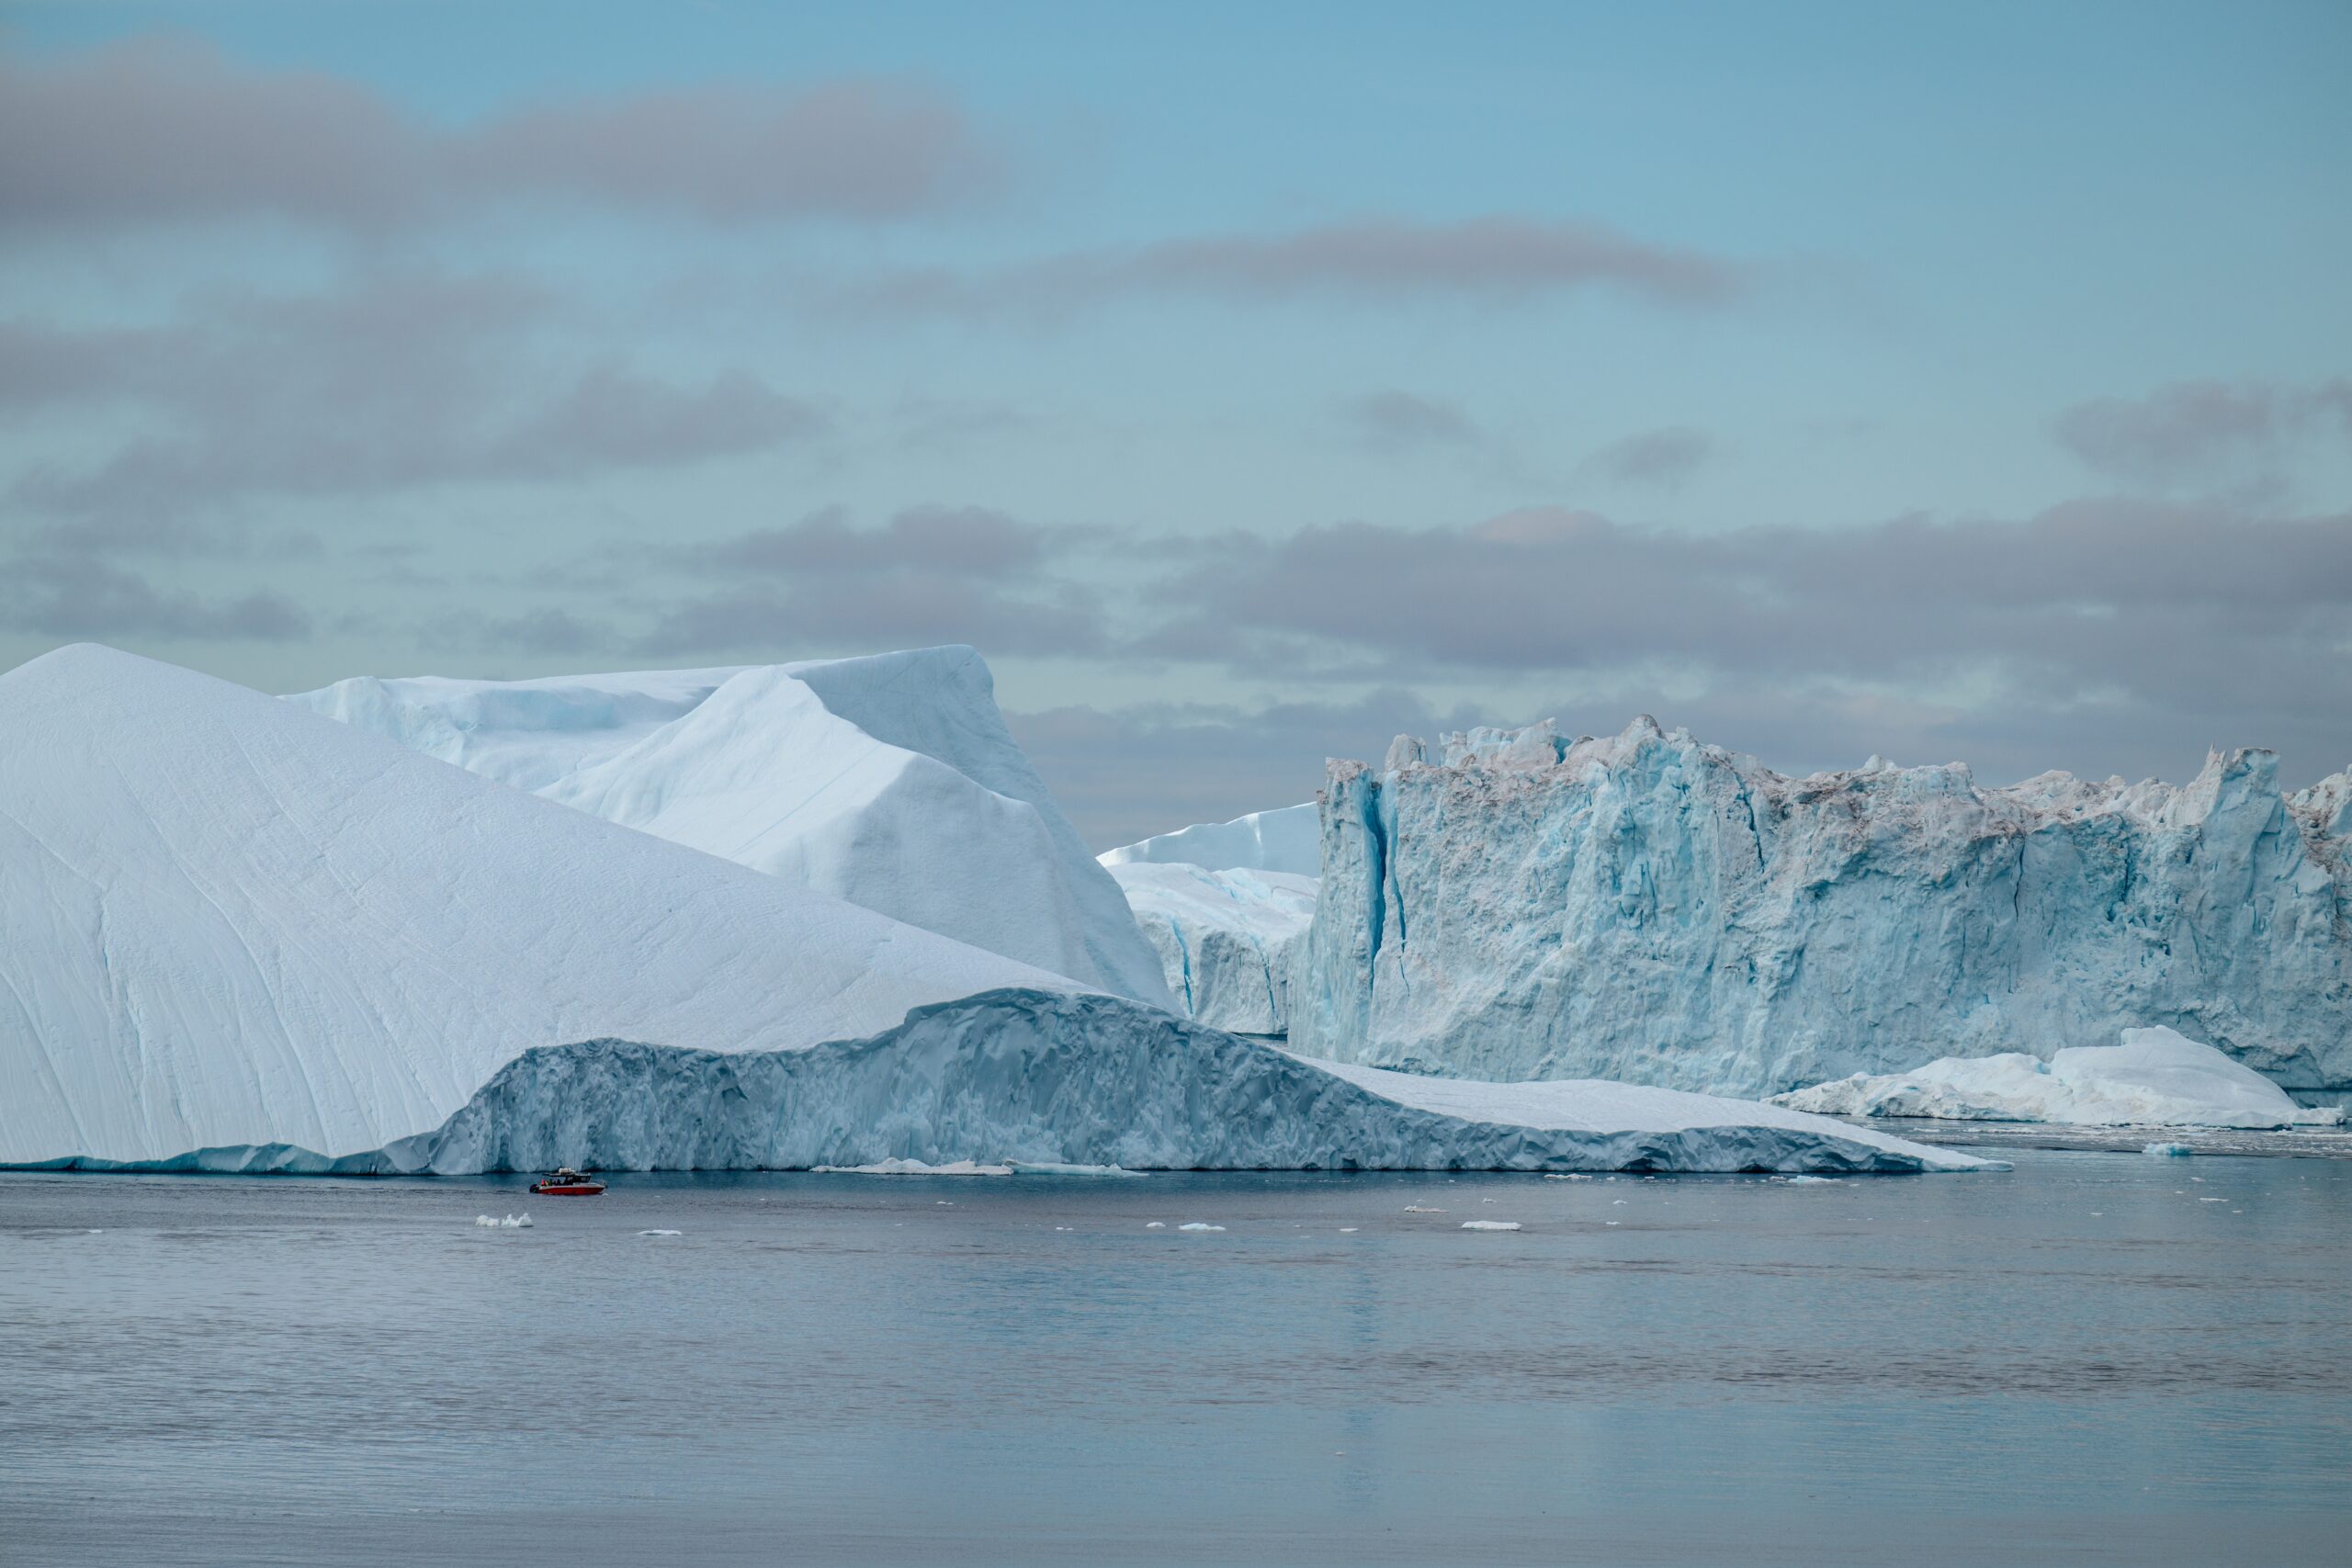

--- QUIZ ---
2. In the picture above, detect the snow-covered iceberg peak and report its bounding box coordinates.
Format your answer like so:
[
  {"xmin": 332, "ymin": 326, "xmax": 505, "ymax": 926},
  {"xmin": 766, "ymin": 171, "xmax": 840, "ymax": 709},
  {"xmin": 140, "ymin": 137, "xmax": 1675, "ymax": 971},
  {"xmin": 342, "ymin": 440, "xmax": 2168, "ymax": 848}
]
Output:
[
  {"xmin": 1773, "ymin": 1027, "xmax": 2345, "ymax": 1129},
  {"xmin": 1292, "ymin": 716, "xmax": 2352, "ymax": 1098},
  {"xmin": 0, "ymin": 644, "xmax": 1079, "ymax": 1168},
  {"xmin": 288, "ymin": 646, "xmax": 1170, "ymax": 1006},
  {"xmin": 1099, "ymin": 802, "xmax": 1322, "ymax": 876}
]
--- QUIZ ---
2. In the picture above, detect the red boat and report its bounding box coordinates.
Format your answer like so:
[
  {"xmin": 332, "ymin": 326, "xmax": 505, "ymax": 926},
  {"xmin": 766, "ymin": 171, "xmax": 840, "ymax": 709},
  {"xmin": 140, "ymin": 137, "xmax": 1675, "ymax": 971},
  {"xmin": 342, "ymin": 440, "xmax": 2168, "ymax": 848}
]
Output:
[{"xmin": 529, "ymin": 1168, "xmax": 606, "ymax": 1196}]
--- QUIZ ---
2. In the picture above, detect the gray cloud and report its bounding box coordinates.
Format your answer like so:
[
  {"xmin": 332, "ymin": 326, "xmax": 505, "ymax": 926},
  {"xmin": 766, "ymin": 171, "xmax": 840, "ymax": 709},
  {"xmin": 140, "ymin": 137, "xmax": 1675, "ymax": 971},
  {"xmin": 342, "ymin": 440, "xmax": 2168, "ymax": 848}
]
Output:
[
  {"xmin": 637, "ymin": 581, "xmax": 1106, "ymax": 660},
  {"xmin": 854, "ymin": 216, "xmax": 1739, "ymax": 315},
  {"xmin": 0, "ymin": 554, "xmax": 311, "ymax": 642},
  {"xmin": 695, "ymin": 505, "xmax": 1047, "ymax": 577},
  {"xmin": 2054, "ymin": 378, "xmax": 2352, "ymax": 484},
  {"xmin": 1340, "ymin": 390, "xmax": 1481, "ymax": 453},
  {"xmin": 1580, "ymin": 424, "xmax": 1713, "ymax": 488},
  {"xmin": 5, "ymin": 273, "xmax": 822, "ymax": 529},
  {"xmin": 1136, "ymin": 501, "xmax": 2352, "ymax": 759},
  {"xmin": 0, "ymin": 38, "xmax": 995, "ymax": 231}
]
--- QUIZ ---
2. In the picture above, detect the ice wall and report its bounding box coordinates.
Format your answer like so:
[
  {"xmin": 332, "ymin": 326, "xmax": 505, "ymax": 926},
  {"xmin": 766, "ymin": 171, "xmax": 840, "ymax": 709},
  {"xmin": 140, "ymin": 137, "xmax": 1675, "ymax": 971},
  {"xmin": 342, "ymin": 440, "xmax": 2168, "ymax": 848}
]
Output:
[
  {"xmin": 1292, "ymin": 717, "xmax": 2352, "ymax": 1097},
  {"xmin": 1108, "ymin": 863, "xmax": 1317, "ymax": 1034},
  {"xmin": 37, "ymin": 991, "xmax": 1984, "ymax": 1175}
]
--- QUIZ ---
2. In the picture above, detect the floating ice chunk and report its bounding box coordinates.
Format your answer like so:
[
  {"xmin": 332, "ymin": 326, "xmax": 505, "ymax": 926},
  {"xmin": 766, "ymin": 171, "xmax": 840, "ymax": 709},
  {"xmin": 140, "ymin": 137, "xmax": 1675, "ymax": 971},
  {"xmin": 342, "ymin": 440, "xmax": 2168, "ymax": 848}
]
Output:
[
  {"xmin": 475, "ymin": 1213, "xmax": 533, "ymax": 1228},
  {"xmin": 1338, "ymin": 1227, "xmax": 1360, "ymax": 1233},
  {"xmin": 1402, "ymin": 1205, "xmax": 1447, "ymax": 1213},
  {"xmin": 1785, "ymin": 1176, "xmax": 1840, "ymax": 1186},
  {"xmin": 1460, "ymin": 1220, "xmax": 1521, "ymax": 1231},
  {"xmin": 1544, "ymin": 1173, "xmax": 1593, "ymax": 1181},
  {"xmin": 1145, "ymin": 1221, "xmax": 1165, "ymax": 1228},
  {"xmin": 2143, "ymin": 1142, "xmax": 2195, "ymax": 1157},
  {"xmin": 1176, "ymin": 1222, "xmax": 1224, "ymax": 1232},
  {"xmin": 638, "ymin": 1229, "xmax": 682, "ymax": 1236},
  {"xmin": 1775, "ymin": 1027, "xmax": 2337, "ymax": 1129}
]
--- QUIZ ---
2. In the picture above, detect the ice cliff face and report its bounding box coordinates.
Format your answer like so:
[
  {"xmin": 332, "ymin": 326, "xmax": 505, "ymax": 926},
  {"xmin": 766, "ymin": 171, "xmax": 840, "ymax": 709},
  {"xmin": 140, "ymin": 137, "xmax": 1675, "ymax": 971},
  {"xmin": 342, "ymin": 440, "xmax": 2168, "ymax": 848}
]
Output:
[
  {"xmin": 1100, "ymin": 803, "xmax": 1322, "ymax": 876},
  {"xmin": 0, "ymin": 645, "xmax": 1079, "ymax": 1167},
  {"xmin": 1293, "ymin": 716, "xmax": 2352, "ymax": 1097},
  {"xmin": 39, "ymin": 991, "xmax": 1984, "ymax": 1176},
  {"xmin": 1107, "ymin": 863, "xmax": 1317, "ymax": 1034},
  {"xmin": 288, "ymin": 648, "xmax": 1170, "ymax": 1006}
]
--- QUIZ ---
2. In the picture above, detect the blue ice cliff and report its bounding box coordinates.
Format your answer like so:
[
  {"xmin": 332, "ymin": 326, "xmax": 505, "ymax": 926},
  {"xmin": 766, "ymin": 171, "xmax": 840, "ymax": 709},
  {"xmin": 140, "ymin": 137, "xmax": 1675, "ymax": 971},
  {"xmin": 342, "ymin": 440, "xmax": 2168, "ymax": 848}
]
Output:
[{"xmin": 1291, "ymin": 717, "xmax": 2352, "ymax": 1098}]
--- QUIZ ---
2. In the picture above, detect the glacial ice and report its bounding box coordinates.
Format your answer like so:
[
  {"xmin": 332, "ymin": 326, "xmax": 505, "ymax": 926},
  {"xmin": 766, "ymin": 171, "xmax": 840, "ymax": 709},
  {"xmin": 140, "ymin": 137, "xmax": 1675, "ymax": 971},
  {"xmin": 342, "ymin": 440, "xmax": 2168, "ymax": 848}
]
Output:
[
  {"xmin": 1099, "ymin": 803, "xmax": 1322, "ymax": 876},
  {"xmin": 1293, "ymin": 716, "xmax": 2352, "ymax": 1098},
  {"xmin": 288, "ymin": 647, "xmax": 1170, "ymax": 1005},
  {"xmin": 0, "ymin": 644, "xmax": 1080, "ymax": 1168},
  {"xmin": 1772, "ymin": 1026, "xmax": 2345, "ymax": 1129},
  {"xmin": 1106, "ymin": 862, "xmax": 1317, "ymax": 1034},
  {"xmin": 0, "ymin": 647, "xmax": 2000, "ymax": 1179}
]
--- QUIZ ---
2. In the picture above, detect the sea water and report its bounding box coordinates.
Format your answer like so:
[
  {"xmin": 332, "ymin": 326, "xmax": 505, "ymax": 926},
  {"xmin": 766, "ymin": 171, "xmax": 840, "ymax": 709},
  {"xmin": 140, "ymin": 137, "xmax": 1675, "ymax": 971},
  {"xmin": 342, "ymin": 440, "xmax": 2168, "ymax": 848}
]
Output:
[{"xmin": 4, "ymin": 1151, "xmax": 2347, "ymax": 1566}]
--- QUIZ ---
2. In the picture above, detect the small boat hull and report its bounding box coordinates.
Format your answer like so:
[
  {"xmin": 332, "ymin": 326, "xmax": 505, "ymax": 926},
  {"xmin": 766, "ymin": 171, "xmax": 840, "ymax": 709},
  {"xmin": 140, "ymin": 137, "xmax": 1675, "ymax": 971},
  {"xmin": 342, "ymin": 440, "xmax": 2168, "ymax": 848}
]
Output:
[{"xmin": 528, "ymin": 1180, "xmax": 605, "ymax": 1196}]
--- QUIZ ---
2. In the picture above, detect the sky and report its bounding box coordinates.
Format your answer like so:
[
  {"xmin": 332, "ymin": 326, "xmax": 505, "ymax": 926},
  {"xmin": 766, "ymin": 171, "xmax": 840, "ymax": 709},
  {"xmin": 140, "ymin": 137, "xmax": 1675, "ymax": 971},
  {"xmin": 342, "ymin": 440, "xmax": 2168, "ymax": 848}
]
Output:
[{"xmin": 2, "ymin": 0, "xmax": 2347, "ymax": 846}]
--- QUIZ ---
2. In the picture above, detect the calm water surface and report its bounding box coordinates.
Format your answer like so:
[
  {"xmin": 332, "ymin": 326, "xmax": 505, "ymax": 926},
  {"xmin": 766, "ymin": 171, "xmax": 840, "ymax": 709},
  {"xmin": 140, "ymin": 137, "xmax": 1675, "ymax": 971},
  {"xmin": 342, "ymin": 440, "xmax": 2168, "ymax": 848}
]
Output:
[{"xmin": 4, "ymin": 1152, "xmax": 2348, "ymax": 1566}]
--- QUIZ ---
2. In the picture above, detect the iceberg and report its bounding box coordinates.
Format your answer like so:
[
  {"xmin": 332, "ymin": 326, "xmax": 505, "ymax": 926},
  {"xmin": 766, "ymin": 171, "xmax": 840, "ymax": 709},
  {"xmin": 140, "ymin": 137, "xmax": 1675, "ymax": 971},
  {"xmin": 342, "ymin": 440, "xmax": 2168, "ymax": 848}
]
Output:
[
  {"xmin": 288, "ymin": 648, "xmax": 1170, "ymax": 1006},
  {"xmin": 0, "ymin": 647, "xmax": 1990, "ymax": 1179},
  {"xmin": 1106, "ymin": 862, "xmax": 1317, "ymax": 1034},
  {"xmin": 1772, "ymin": 1026, "xmax": 2346, "ymax": 1129},
  {"xmin": 1293, "ymin": 716, "xmax": 2352, "ymax": 1099},
  {"xmin": 0, "ymin": 644, "xmax": 1078, "ymax": 1168},
  {"xmin": 1099, "ymin": 803, "xmax": 1321, "ymax": 876}
]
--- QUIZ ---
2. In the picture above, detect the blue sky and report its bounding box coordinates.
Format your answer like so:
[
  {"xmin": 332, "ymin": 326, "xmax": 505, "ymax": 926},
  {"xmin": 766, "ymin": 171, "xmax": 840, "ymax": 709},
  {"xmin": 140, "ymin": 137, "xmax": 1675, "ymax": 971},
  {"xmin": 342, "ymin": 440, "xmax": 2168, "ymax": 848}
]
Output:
[{"xmin": 3, "ymin": 1, "xmax": 2346, "ymax": 841}]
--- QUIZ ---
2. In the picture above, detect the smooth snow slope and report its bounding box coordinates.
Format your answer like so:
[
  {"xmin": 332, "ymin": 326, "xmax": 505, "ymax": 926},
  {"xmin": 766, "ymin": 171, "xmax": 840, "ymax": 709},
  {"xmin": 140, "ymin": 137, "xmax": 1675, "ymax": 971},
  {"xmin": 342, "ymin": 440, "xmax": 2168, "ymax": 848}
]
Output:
[
  {"xmin": 0, "ymin": 646, "xmax": 1080, "ymax": 1167},
  {"xmin": 288, "ymin": 649, "xmax": 1170, "ymax": 1005},
  {"xmin": 1100, "ymin": 802, "xmax": 1321, "ymax": 875},
  {"xmin": 1773, "ymin": 1027, "xmax": 2343, "ymax": 1128},
  {"xmin": 1108, "ymin": 863, "xmax": 1317, "ymax": 1034},
  {"xmin": 53, "ymin": 992, "xmax": 1987, "ymax": 1175},
  {"xmin": 1294, "ymin": 717, "xmax": 2352, "ymax": 1097}
]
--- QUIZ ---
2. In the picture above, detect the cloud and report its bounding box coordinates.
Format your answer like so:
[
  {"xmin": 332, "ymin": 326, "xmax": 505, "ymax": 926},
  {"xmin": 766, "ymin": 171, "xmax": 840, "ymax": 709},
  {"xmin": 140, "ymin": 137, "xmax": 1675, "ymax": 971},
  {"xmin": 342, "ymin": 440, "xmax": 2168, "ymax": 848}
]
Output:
[
  {"xmin": 853, "ymin": 216, "xmax": 1740, "ymax": 314},
  {"xmin": 0, "ymin": 554, "xmax": 311, "ymax": 641},
  {"xmin": 693, "ymin": 505, "xmax": 1047, "ymax": 577},
  {"xmin": 2053, "ymin": 378, "xmax": 2352, "ymax": 484},
  {"xmin": 4, "ymin": 272, "xmax": 823, "ymax": 528},
  {"xmin": 1340, "ymin": 390, "xmax": 1481, "ymax": 453},
  {"xmin": 1136, "ymin": 500, "xmax": 2352, "ymax": 748},
  {"xmin": 1580, "ymin": 425, "xmax": 1713, "ymax": 488},
  {"xmin": 0, "ymin": 37, "xmax": 996, "ymax": 231}
]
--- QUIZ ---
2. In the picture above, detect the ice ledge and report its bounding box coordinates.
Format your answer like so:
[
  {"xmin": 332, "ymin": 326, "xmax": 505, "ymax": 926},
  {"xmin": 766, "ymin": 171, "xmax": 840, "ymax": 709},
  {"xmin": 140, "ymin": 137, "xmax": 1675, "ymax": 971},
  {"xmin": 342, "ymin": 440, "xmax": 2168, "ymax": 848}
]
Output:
[{"xmin": 11, "ymin": 990, "xmax": 1992, "ymax": 1177}]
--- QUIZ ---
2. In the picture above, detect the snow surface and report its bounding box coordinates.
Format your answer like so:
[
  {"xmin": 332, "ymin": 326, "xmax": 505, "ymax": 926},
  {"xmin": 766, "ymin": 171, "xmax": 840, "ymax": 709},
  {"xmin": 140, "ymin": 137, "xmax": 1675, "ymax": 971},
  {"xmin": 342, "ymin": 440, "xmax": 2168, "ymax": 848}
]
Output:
[
  {"xmin": 0, "ymin": 644, "xmax": 1079, "ymax": 1167},
  {"xmin": 1772, "ymin": 1027, "xmax": 2346, "ymax": 1129},
  {"xmin": 1294, "ymin": 716, "xmax": 2352, "ymax": 1097},
  {"xmin": 1106, "ymin": 863, "xmax": 1317, "ymax": 1034},
  {"xmin": 288, "ymin": 648, "xmax": 1170, "ymax": 1005},
  {"xmin": 1099, "ymin": 804, "xmax": 1321, "ymax": 875}
]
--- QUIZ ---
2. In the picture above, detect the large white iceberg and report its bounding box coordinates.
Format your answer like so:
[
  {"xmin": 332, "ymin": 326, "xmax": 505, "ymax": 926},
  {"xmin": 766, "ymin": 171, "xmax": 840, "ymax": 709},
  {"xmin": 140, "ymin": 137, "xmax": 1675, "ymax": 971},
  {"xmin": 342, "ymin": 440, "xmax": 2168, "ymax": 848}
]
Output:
[
  {"xmin": 1293, "ymin": 716, "xmax": 2352, "ymax": 1099},
  {"xmin": 0, "ymin": 646, "xmax": 1984, "ymax": 1177},
  {"xmin": 1107, "ymin": 863, "xmax": 1317, "ymax": 1034},
  {"xmin": 287, "ymin": 648, "xmax": 1170, "ymax": 1005},
  {"xmin": 1099, "ymin": 803, "xmax": 1321, "ymax": 876},
  {"xmin": 1772, "ymin": 1027, "xmax": 2344, "ymax": 1129},
  {"xmin": 0, "ymin": 644, "xmax": 1073, "ymax": 1167}
]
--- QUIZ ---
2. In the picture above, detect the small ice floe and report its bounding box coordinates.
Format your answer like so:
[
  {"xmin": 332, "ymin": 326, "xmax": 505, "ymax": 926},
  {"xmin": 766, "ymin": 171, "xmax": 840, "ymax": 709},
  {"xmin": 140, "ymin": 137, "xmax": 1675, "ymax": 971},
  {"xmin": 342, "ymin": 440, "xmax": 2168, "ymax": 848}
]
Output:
[
  {"xmin": 1786, "ymin": 1176, "xmax": 1840, "ymax": 1186},
  {"xmin": 1054, "ymin": 1225, "xmax": 1073, "ymax": 1232},
  {"xmin": 2143, "ymin": 1142, "xmax": 2194, "ymax": 1157},
  {"xmin": 1145, "ymin": 1221, "xmax": 1165, "ymax": 1228},
  {"xmin": 1544, "ymin": 1173, "xmax": 1594, "ymax": 1181},
  {"xmin": 1461, "ymin": 1220, "xmax": 1521, "ymax": 1232},
  {"xmin": 475, "ymin": 1213, "xmax": 533, "ymax": 1228},
  {"xmin": 1177, "ymin": 1222, "xmax": 1225, "ymax": 1232},
  {"xmin": 1339, "ymin": 1227, "xmax": 1360, "ymax": 1233},
  {"xmin": 638, "ymin": 1229, "xmax": 683, "ymax": 1237},
  {"xmin": 1402, "ymin": 1205, "xmax": 1447, "ymax": 1213},
  {"xmin": 814, "ymin": 1159, "xmax": 1013, "ymax": 1176},
  {"xmin": 1008, "ymin": 1162, "xmax": 1142, "ymax": 1178},
  {"xmin": 1604, "ymin": 1220, "xmax": 1621, "ymax": 1226}
]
